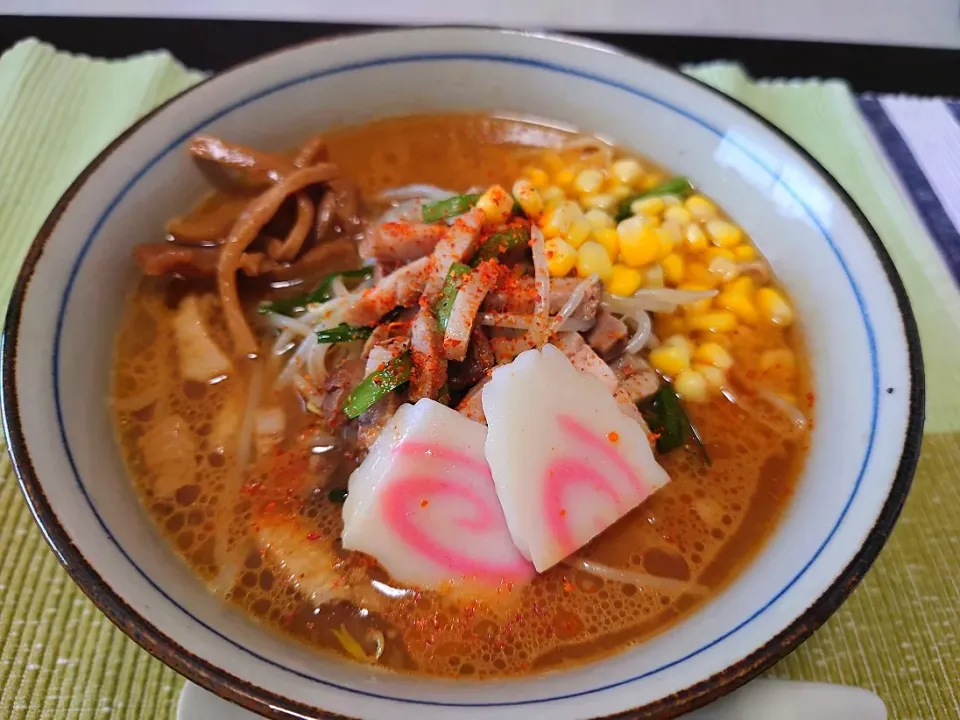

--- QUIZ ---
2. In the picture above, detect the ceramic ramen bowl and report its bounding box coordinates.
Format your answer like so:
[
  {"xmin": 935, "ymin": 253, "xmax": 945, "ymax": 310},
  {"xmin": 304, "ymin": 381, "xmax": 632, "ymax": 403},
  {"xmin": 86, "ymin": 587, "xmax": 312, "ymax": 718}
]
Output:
[{"xmin": 0, "ymin": 27, "xmax": 923, "ymax": 720}]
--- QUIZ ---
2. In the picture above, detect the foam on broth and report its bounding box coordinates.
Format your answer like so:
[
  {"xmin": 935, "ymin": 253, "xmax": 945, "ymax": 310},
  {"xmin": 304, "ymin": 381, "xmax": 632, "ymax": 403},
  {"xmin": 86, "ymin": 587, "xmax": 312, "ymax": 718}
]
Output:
[{"xmin": 111, "ymin": 113, "xmax": 810, "ymax": 678}]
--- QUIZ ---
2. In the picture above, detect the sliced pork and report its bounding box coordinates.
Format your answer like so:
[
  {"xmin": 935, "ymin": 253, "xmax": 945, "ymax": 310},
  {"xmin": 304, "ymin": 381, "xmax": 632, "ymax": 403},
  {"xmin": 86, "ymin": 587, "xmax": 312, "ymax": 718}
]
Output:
[
  {"xmin": 345, "ymin": 256, "xmax": 431, "ymax": 326},
  {"xmin": 409, "ymin": 306, "xmax": 447, "ymax": 402}
]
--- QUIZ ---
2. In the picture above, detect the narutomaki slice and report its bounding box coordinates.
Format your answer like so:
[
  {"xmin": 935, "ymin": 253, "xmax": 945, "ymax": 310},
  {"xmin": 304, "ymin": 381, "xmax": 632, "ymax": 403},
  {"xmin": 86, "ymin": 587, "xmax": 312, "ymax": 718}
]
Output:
[
  {"xmin": 482, "ymin": 345, "xmax": 670, "ymax": 572},
  {"xmin": 341, "ymin": 399, "xmax": 534, "ymax": 590}
]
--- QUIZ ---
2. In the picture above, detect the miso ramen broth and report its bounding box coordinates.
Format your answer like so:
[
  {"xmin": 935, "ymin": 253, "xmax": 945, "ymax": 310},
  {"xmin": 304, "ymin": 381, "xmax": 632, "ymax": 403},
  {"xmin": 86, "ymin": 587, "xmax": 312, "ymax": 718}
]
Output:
[{"xmin": 111, "ymin": 113, "xmax": 812, "ymax": 678}]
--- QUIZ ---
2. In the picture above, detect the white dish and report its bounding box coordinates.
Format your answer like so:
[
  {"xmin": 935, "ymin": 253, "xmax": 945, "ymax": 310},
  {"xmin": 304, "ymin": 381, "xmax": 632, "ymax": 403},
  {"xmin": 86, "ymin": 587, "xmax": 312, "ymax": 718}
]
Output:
[
  {"xmin": 178, "ymin": 678, "xmax": 889, "ymax": 720},
  {"xmin": 1, "ymin": 27, "xmax": 923, "ymax": 720}
]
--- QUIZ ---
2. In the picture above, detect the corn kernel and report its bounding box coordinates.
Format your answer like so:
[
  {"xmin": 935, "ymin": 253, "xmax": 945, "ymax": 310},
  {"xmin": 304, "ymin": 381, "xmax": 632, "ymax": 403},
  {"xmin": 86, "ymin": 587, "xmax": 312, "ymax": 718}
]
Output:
[
  {"xmin": 734, "ymin": 244, "xmax": 757, "ymax": 261},
  {"xmin": 688, "ymin": 311, "xmax": 739, "ymax": 333},
  {"xmin": 708, "ymin": 255, "xmax": 740, "ymax": 283},
  {"xmin": 649, "ymin": 344, "xmax": 691, "ymax": 377},
  {"xmin": 592, "ymin": 228, "xmax": 619, "ymax": 260},
  {"xmin": 657, "ymin": 313, "xmax": 686, "ymax": 337},
  {"xmin": 642, "ymin": 172, "xmax": 664, "ymax": 190},
  {"xmin": 544, "ymin": 237, "xmax": 578, "ymax": 277},
  {"xmin": 541, "ymin": 185, "xmax": 566, "ymax": 208},
  {"xmin": 706, "ymin": 219, "xmax": 743, "ymax": 248},
  {"xmin": 706, "ymin": 247, "xmax": 735, "ymax": 262},
  {"xmin": 617, "ymin": 216, "xmax": 660, "ymax": 267},
  {"xmin": 606, "ymin": 264, "xmax": 643, "ymax": 297},
  {"xmin": 574, "ymin": 168, "xmax": 605, "ymax": 194},
  {"xmin": 717, "ymin": 291, "xmax": 758, "ymax": 324},
  {"xmin": 631, "ymin": 196, "xmax": 666, "ymax": 218},
  {"xmin": 611, "ymin": 158, "xmax": 643, "ymax": 185},
  {"xmin": 543, "ymin": 200, "xmax": 583, "ymax": 238},
  {"xmin": 523, "ymin": 166, "xmax": 550, "ymax": 189},
  {"xmin": 727, "ymin": 276, "xmax": 756, "ymax": 297},
  {"xmin": 660, "ymin": 219, "xmax": 684, "ymax": 243},
  {"xmin": 686, "ymin": 295, "xmax": 714, "ymax": 315},
  {"xmin": 663, "ymin": 334, "xmax": 696, "ymax": 357},
  {"xmin": 512, "ymin": 179, "xmax": 544, "ymax": 219},
  {"xmin": 757, "ymin": 287, "xmax": 794, "ymax": 325},
  {"xmin": 685, "ymin": 195, "xmax": 717, "ymax": 220},
  {"xmin": 694, "ymin": 342, "xmax": 733, "ymax": 370},
  {"xmin": 661, "ymin": 194, "xmax": 682, "ymax": 208},
  {"xmin": 661, "ymin": 253, "xmax": 685, "ymax": 285},
  {"xmin": 542, "ymin": 152, "xmax": 565, "ymax": 174},
  {"xmin": 576, "ymin": 241, "xmax": 614, "ymax": 282},
  {"xmin": 582, "ymin": 193, "xmax": 618, "ymax": 211},
  {"xmin": 610, "ymin": 184, "xmax": 632, "ymax": 200},
  {"xmin": 655, "ymin": 229, "xmax": 676, "ymax": 261},
  {"xmin": 555, "ymin": 169, "xmax": 577, "ymax": 189},
  {"xmin": 584, "ymin": 209, "xmax": 614, "ymax": 229},
  {"xmin": 694, "ymin": 363, "xmax": 727, "ymax": 389},
  {"xmin": 643, "ymin": 264, "xmax": 665, "ymax": 288},
  {"xmin": 664, "ymin": 206, "xmax": 692, "ymax": 225},
  {"xmin": 760, "ymin": 348, "xmax": 796, "ymax": 376},
  {"xmin": 686, "ymin": 262, "xmax": 720, "ymax": 289},
  {"xmin": 566, "ymin": 218, "xmax": 593, "ymax": 248},
  {"xmin": 709, "ymin": 332, "xmax": 734, "ymax": 350},
  {"xmin": 674, "ymin": 368, "xmax": 708, "ymax": 402},
  {"xmin": 685, "ymin": 223, "xmax": 708, "ymax": 252},
  {"xmin": 476, "ymin": 184, "xmax": 514, "ymax": 223}
]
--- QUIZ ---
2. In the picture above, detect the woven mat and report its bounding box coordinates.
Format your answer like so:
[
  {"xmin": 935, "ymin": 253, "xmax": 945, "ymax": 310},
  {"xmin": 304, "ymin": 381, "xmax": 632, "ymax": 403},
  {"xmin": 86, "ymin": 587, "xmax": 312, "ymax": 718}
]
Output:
[{"xmin": 1, "ymin": 38, "xmax": 958, "ymax": 720}]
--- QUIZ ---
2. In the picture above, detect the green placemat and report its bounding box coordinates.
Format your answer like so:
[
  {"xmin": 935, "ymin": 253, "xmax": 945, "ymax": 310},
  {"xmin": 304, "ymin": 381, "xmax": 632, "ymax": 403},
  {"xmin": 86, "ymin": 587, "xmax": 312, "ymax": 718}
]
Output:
[{"xmin": 1, "ymin": 38, "xmax": 957, "ymax": 720}]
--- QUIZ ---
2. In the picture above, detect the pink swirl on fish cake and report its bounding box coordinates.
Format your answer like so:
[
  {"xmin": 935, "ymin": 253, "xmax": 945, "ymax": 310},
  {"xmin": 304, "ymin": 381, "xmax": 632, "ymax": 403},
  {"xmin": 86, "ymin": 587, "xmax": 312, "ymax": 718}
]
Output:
[
  {"xmin": 543, "ymin": 415, "xmax": 655, "ymax": 554},
  {"xmin": 380, "ymin": 443, "xmax": 534, "ymax": 582},
  {"xmin": 543, "ymin": 458, "xmax": 623, "ymax": 556}
]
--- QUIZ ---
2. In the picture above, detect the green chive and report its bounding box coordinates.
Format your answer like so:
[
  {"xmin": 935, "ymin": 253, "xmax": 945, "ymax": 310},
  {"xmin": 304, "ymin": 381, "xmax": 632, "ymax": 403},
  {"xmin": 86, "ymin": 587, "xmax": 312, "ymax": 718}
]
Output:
[
  {"xmin": 472, "ymin": 226, "xmax": 530, "ymax": 264},
  {"xmin": 638, "ymin": 381, "xmax": 710, "ymax": 465},
  {"xmin": 258, "ymin": 267, "xmax": 374, "ymax": 316},
  {"xmin": 432, "ymin": 262, "xmax": 471, "ymax": 331},
  {"xmin": 315, "ymin": 324, "xmax": 373, "ymax": 344},
  {"xmin": 342, "ymin": 353, "xmax": 412, "ymax": 419},
  {"xmin": 421, "ymin": 193, "xmax": 481, "ymax": 223},
  {"xmin": 328, "ymin": 488, "xmax": 349, "ymax": 503},
  {"xmin": 615, "ymin": 177, "xmax": 694, "ymax": 222},
  {"xmin": 437, "ymin": 383, "xmax": 452, "ymax": 407}
]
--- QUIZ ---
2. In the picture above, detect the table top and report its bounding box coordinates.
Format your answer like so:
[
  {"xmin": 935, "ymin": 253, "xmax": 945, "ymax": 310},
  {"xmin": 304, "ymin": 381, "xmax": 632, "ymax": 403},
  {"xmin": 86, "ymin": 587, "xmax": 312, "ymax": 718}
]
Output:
[
  {"xmin": 7, "ymin": 0, "xmax": 960, "ymax": 49},
  {"xmin": 1, "ymin": 15, "xmax": 960, "ymax": 97},
  {"xmin": 0, "ymin": 27, "xmax": 959, "ymax": 720}
]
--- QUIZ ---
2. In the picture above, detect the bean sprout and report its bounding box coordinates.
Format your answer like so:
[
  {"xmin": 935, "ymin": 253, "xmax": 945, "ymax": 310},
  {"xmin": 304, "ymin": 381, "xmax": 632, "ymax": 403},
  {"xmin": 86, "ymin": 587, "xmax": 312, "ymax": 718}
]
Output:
[
  {"xmin": 558, "ymin": 136, "xmax": 615, "ymax": 165},
  {"xmin": 602, "ymin": 289, "xmax": 718, "ymax": 315},
  {"xmin": 479, "ymin": 313, "xmax": 594, "ymax": 332},
  {"xmin": 376, "ymin": 184, "xmax": 457, "ymax": 202},
  {"xmin": 530, "ymin": 225, "xmax": 550, "ymax": 348},
  {"xmin": 720, "ymin": 384, "xmax": 808, "ymax": 433},
  {"xmin": 550, "ymin": 274, "xmax": 599, "ymax": 336},
  {"xmin": 272, "ymin": 328, "xmax": 296, "ymax": 356},
  {"xmin": 209, "ymin": 359, "xmax": 263, "ymax": 597},
  {"xmin": 111, "ymin": 386, "xmax": 160, "ymax": 412},
  {"xmin": 331, "ymin": 624, "xmax": 382, "ymax": 664},
  {"xmin": 367, "ymin": 630, "xmax": 386, "ymax": 661},
  {"xmin": 623, "ymin": 310, "xmax": 653, "ymax": 354},
  {"xmin": 376, "ymin": 198, "xmax": 424, "ymax": 224},
  {"xmin": 329, "ymin": 275, "xmax": 350, "ymax": 298},
  {"xmin": 262, "ymin": 312, "xmax": 315, "ymax": 337},
  {"xmin": 565, "ymin": 557, "xmax": 709, "ymax": 596}
]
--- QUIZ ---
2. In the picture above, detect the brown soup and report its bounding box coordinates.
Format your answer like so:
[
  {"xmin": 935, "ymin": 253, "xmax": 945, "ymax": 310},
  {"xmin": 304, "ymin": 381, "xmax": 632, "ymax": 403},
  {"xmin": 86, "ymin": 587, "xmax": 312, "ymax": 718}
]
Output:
[{"xmin": 111, "ymin": 113, "xmax": 811, "ymax": 678}]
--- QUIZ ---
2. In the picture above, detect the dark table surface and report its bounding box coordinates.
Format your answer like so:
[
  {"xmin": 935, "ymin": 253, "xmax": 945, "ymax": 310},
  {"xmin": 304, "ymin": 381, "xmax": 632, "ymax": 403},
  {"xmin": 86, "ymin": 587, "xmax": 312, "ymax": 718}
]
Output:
[{"xmin": 2, "ymin": 15, "xmax": 960, "ymax": 96}]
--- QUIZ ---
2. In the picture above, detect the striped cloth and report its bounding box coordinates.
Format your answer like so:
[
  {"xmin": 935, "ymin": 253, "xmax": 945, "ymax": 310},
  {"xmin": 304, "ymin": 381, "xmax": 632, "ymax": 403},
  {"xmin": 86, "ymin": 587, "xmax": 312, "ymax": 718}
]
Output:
[
  {"xmin": 1, "ymin": 40, "xmax": 959, "ymax": 719},
  {"xmin": 860, "ymin": 97, "xmax": 960, "ymax": 287}
]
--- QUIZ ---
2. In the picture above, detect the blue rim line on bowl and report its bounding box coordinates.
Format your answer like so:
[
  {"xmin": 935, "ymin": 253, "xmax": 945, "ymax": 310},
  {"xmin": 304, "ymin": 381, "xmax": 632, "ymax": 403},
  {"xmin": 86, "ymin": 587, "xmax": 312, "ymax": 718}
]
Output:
[{"xmin": 48, "ymin": 51, "xmax": 880, "ymax": 706}]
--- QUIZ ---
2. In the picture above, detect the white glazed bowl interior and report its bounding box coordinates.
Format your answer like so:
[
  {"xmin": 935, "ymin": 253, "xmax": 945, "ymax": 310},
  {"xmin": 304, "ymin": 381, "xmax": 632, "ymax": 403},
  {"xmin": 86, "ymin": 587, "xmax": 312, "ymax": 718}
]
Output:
[{"xmin": 3, "ymin": 28, "xmax": 921, "ymax": 720}]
